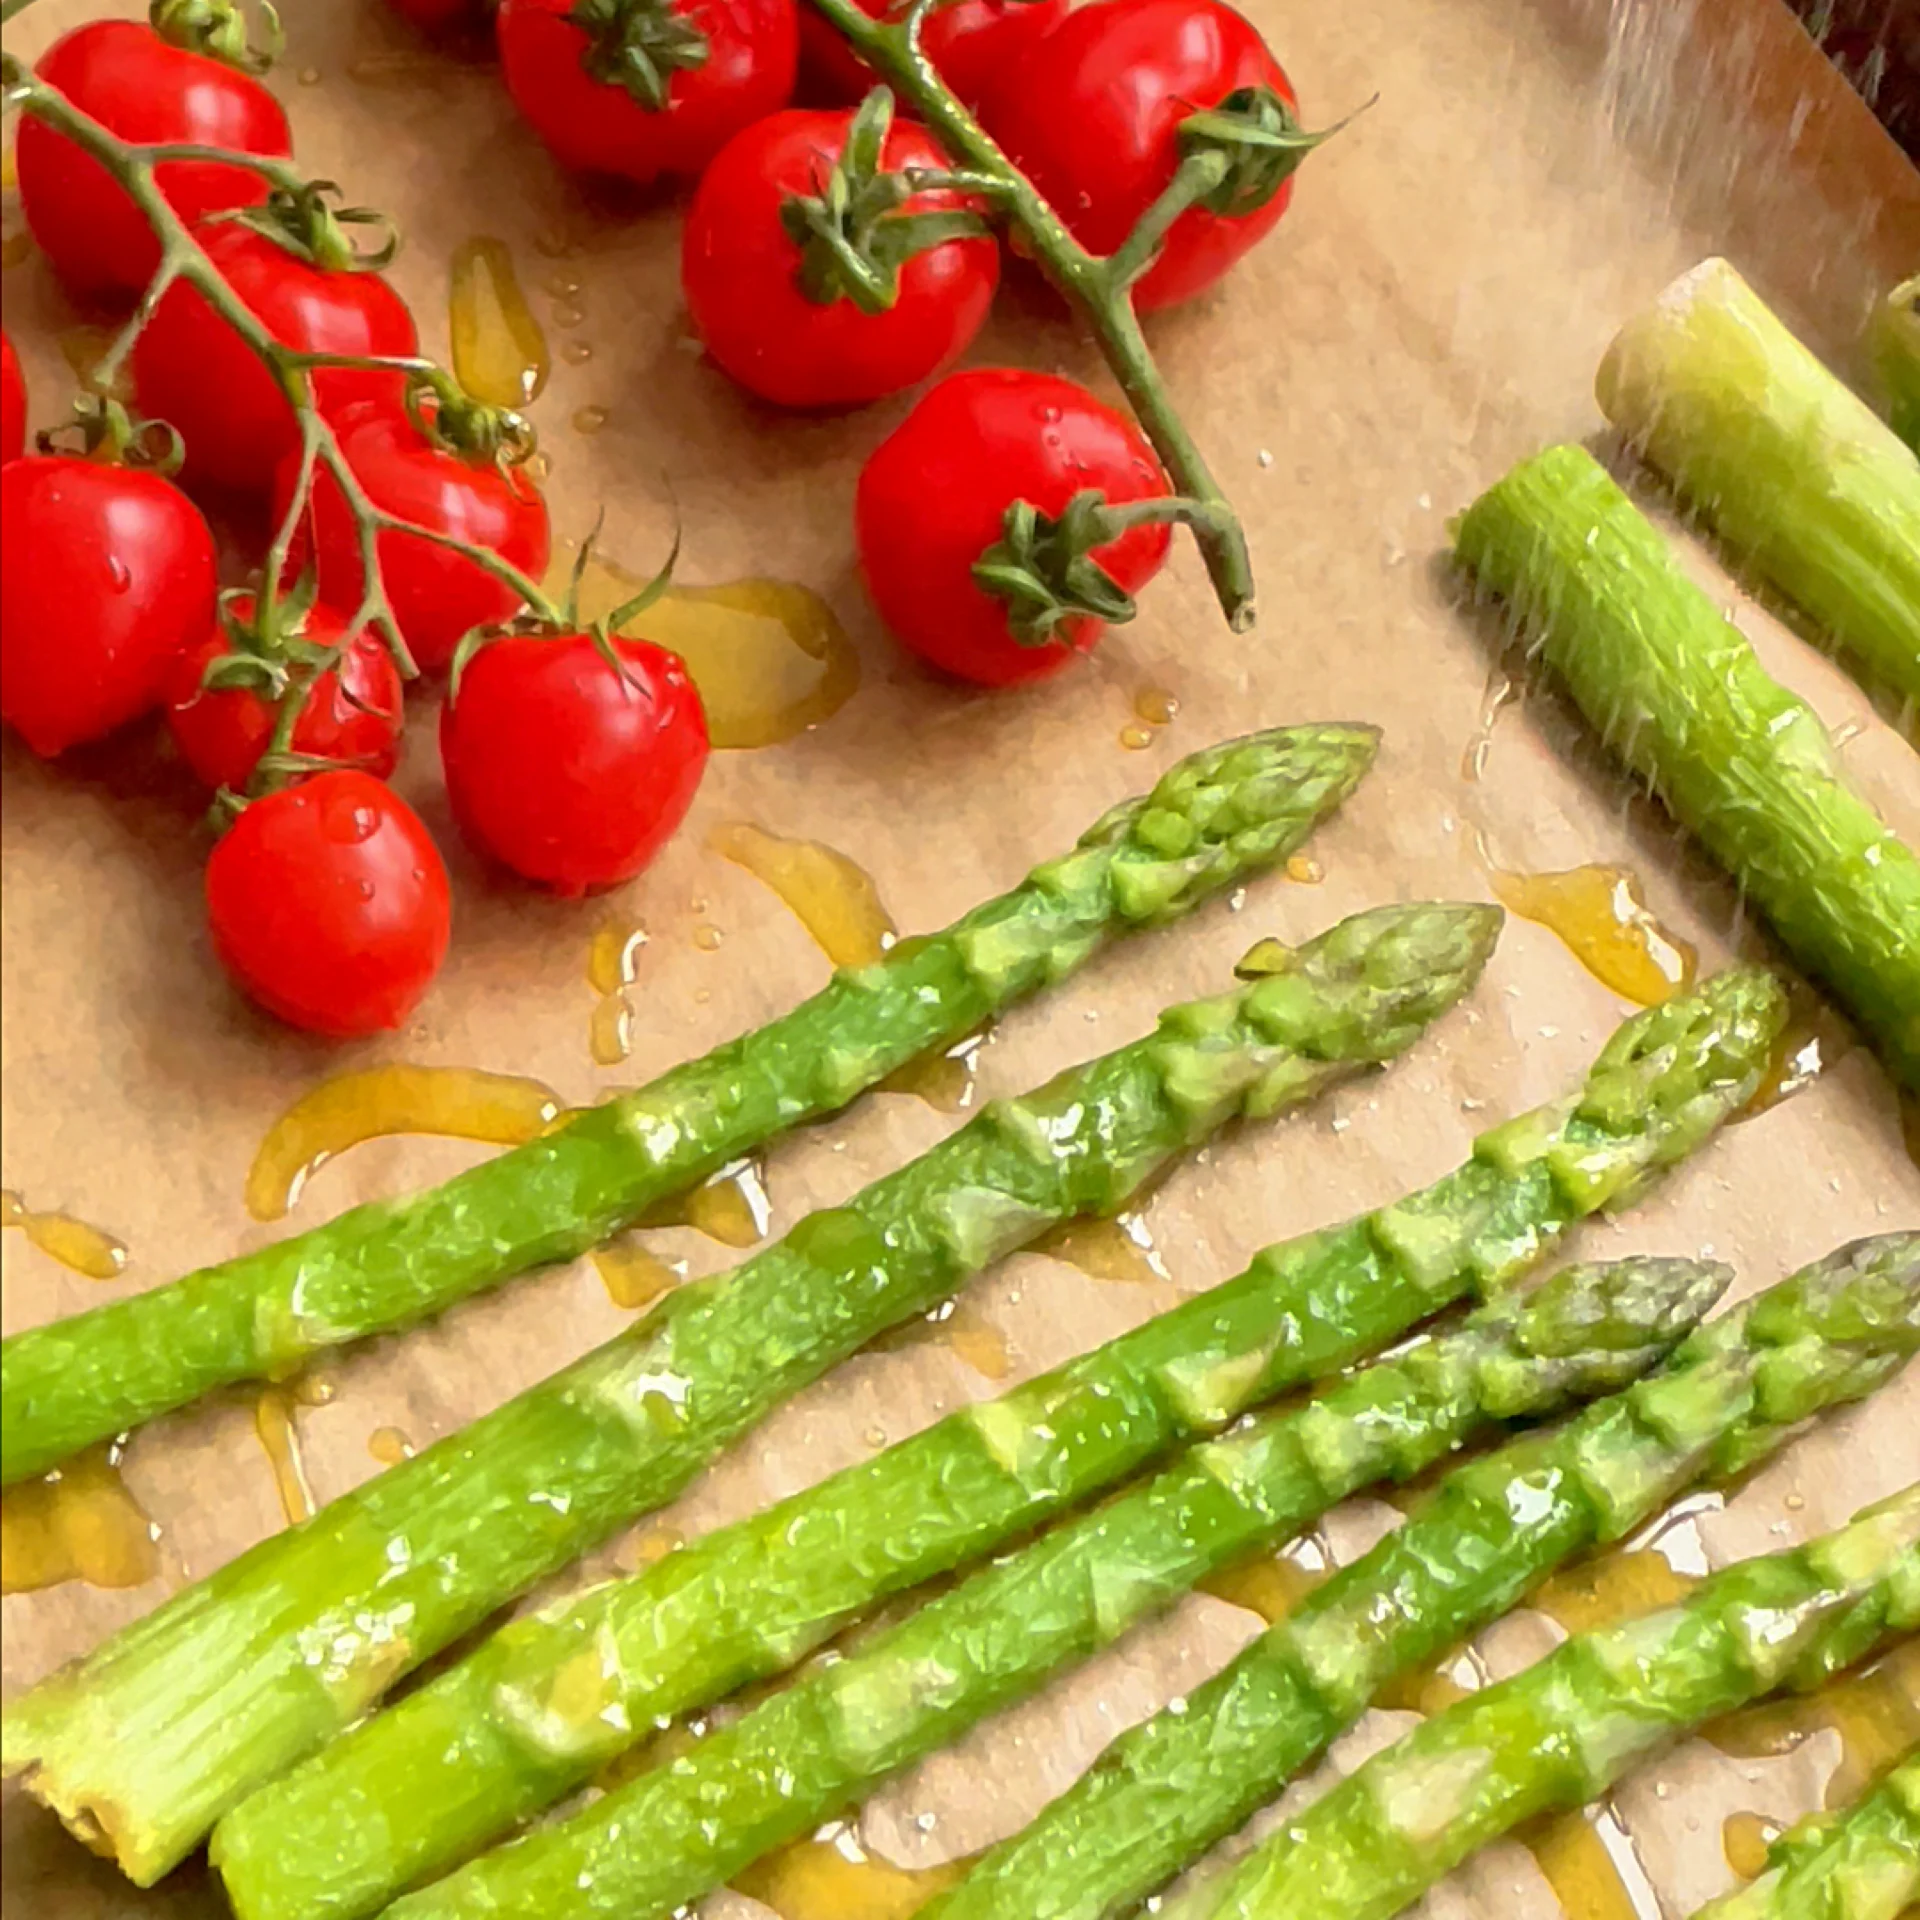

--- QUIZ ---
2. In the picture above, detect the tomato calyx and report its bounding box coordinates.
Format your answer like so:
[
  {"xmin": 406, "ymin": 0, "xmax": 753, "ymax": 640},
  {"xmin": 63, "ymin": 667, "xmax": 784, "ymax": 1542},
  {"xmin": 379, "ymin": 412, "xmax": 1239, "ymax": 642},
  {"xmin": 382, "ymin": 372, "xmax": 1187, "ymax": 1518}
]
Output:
[
  {"xmin": 568, "ymin": 0, "xmax": 711, "ymax": 113},
  {"xmin": 973, "ymin": 487, "xmax": 1197, "ymax": 646},
  {"xmin": 149, "ymin": 0, "xmax": 286, "ymax": 74},
  {"xmin": 404, "ymin": 371, "xmax": 539, "ymax": 471},
  {"xmin": 778, "ymin": 88, "xmax": 993, "ymax": 315},
  {"xmin": 40, "ymin": 393, "xmax": 187, "ymax": 476},
  {"xmin": 1176, "ymin": 86, "xmax": 1365, "ymax": 221},
  {"xmin": 222, "ymin": 178, "xmax": 400, "ymax": 273}
]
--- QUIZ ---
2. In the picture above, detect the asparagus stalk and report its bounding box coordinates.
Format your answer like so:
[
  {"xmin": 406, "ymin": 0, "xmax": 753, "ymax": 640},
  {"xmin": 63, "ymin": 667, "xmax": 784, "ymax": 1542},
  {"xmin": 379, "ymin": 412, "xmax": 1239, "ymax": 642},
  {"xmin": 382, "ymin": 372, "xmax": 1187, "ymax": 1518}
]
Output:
[
  {"xmin": 1454, "ymin": 444, "xmax": 1920, "ymax": 1092},
  {"xmin": 0, "ymin": 724, "xmax": 1378, "ymax": 1486},
  {"xmin": 1873, "ymin": 276, "xmax": 1920, "ymax": 459},
  {"xmin": 2, "ymin": 900, "xmax": 1494, "ymax": 1886},
  {"xmin": 1689, "ymin": 1746, "xmax": 1920, "ymax": 1920},
  {"xmin": 374, "ymin": 1256, "xmax": 1727, "ymax": 1920},
  {"xmin": 1596, "ymin": 258, "xmax": 1920, "ymax": 704},
  {"xmin": 1168, "ymin": 1482, "xmax": 1920, "ymax": 1920},
  {"xmin": 923, "ymin": 1232, "xmax": 1920, "ymax": 1920},
  {"xmin": 211, "ymin": 970, "xmax": 1786, "ymax": 1920}
]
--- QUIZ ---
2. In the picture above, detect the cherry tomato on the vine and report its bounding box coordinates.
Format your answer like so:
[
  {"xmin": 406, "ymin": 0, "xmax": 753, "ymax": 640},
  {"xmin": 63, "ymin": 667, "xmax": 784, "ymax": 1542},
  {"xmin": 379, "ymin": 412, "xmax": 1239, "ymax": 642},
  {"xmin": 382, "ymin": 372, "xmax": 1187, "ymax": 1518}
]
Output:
[
  {"xmin": 683, "ymin": 105, "xmax": 999, "ymax": 410},
  {"xmin": 0, "ymin": 334, "xmax": 24, "ymax": 464},
  {"xmin": 855, "ymin": 367, "xmax": 1171, "ymax": 687},
  {"xmin": 205, "ymin": 769, "xmax": 451, "ymax": 1036},
  {"xmin": 133, "ymin": 221, "xmax": 418, "ymax": 497},
  {"xmin": 166, "ymin": 595, "xmax": 406, "ymax": 792},
  {"xmin": 283, "ymin": 402, "xmax": 551, "ymax": 676},
  {"xmin": 0, "ymin": 454, "xmax": 218, "ymax": 756},
  {"xmin": 497, "ymin": 0, "xmax": 799, "ymax": 184},
  {"xmin": 797, "ymin": 0, "xmax": 1068, "ymax": 115},
  {"xmin": 16, "ymin": 20, "xmax": 293, "ymax": 305},
  {"xmin": 980, "ymin": 0, "xmax": 1301, "ymax": 312},
  {"xmin": 440, "ymin": 628, "xmax": 709, "ymax": 894}
]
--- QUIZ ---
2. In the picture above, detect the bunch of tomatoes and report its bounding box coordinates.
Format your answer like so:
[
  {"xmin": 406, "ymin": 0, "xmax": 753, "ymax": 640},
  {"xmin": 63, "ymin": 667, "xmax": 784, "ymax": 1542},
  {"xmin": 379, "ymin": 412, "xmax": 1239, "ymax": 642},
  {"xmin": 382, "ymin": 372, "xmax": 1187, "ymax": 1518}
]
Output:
[{"xmin": 0, "ymin": 0, "xmax": 1311, "ymax": 1039}]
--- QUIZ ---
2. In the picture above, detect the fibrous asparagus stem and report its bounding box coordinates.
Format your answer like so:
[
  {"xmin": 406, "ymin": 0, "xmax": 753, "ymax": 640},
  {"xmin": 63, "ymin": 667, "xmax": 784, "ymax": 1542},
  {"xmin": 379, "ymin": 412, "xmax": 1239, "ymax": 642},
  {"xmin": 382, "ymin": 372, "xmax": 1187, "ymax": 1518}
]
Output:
[
  {"xmin": 1171, "ymin": 1482, "xmax": 1920, "ymax": 1920},
  {"xmin": 3, "ymin": 898, "xmax": 1494, "ymax": 1885},
  {"xmin": 1454, "ymin": 444, "xmax": 1920, "ymax": 1091},
  {"xmin": 923, "ymin": 1232, "xmax": 1920, "ymax": 1920},
  {"xmin": 373, "ymin": 1257, "xmax": 1728, "ymax": 1920},
  {"xmin": 211, "ymin": 968, "xmax": 1786, "ymax": 1920},
  {"xmin": 0, "ymin": 723, "xmax": 1376, "ymax": 1486},
  {"xmin": 1597, "ymin": 258, "xmax": 1920, "ymax": 704},
  {"xmin": 1688, "ymin": 1745, "xmax": 1920, "ymax": 1920}
]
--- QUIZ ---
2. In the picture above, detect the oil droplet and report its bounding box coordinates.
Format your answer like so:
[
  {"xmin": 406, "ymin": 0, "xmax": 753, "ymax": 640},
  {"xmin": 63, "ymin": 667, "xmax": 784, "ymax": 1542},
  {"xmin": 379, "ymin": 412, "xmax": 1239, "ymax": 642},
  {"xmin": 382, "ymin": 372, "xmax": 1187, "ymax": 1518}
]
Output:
[
  {"xmin": 734, "ymin": 1824, "xmax": 971, "ymax": 1919},
  {"xmin": 571, "ymin": 404, "xmax": 610, "ymax": 435},
  {"xmin": 1706, "ymin": 1639, "xmax": 1920, "ymax": 1808},
  {"xmin": 643, "ymin": 1157, "xmax": 771, "ymax": 1247},
  {"xmin": 1119, "ymin": 722, "xmax": 1155, "ymax": 751},
  {"xmin": 1235, "ymin": 936, "xmax": 1295, "ymax": 979},
  {"xmin": 878, "ymin": 1297, "xmax": 1011, "ymax": 1381},
  {"xmin": 1461, "ymin": 668, "xmax": 1520, "ymax": 783},
  {"xmin": 1529, "ymin": 1549, "xmax": 1699, "ymax": 1635},
  {"xmin": 449, "ymin": 235, "xmax": 549, "ymax": 410},
  {"xmin": 589, "ymin": 993, "xmax": 634, "ymax": 1066},
  {"xmin": 1742, "ymin": 989, "xmax": 1856, "ymax": 1120},
  {"xmin": 561, "ymin": 338, "xmax": 594, "ymax": 365},
  {"xmin": 1722, "ymin": 1810, "xmax": 1779, "ymax": 1880},
  {"xmin": 1133, "ymin": 686, "xmax": 1179, "ymax": 727},
  {"xmin": 1200, "ymin": 1544, "xmax": 1324, "ymax": 1624},
  {"xmin": 713, "ymin": 822, "xmax": 897, "ymax": 970},
  {"xmin": 368, "ymin": 1426, "xmax": 414, "ymax": 1466},
  {"xmin": 1375, "ymin": 1642, "xmax": 1485, "ymax": 1716},
  {"xmin": 551, "ymin": 300, "xmax": 586, "ymax": 329},
  {"xmin": 543, "ymin": 269, "xmax": 583, "ymax": 298},
  {"xmin": 1522, "ymin": 1805, "xmax": 1657, "ymax": 1920},
  {"xmin": 1, "ymin": 1187, "xmax": 128, "ymax": 1279},
  {"xmin": 692, "ymin": 924, "xmax": 725, "ymax": 952},
  {"xmin": 592, "ymin": 1235, "xmax": 683, "ymax": 1311},
  {"xmin": 255, "ymin": 1376, "xmax": 331, "ymax": 1528},
  {"xmin": 585, "ymin": 922, "xmax": 648, "ymax": 1062},
  {"xmin": 0, "ymin": 1448, "xmax": 158, "ymax": 1594},
  {"xmin": 879, "ymin": 1026, "xmax": 991, "ymax": 1114},
  {"xmin": 297, "ymin": 64, "xmax": 322, "ymax": 84},
  {"xmin": 558, "ymin": 555, "xmax": 863, "ymax": 750},
  {"xmin": 1038, "ymin": 1213, "xmax": 1167, "ymax": 1285},
  {"xmin": 1286, "ymin": 853, "xmax": 1325, "ymax": 885},
  {"xmin": 1490, "ymin": 866, "xmax": 1697, "ymax": 1007},
  {"xmin": 245, "ymin": 1065, "xmax": 563, "ymax": 1221}
]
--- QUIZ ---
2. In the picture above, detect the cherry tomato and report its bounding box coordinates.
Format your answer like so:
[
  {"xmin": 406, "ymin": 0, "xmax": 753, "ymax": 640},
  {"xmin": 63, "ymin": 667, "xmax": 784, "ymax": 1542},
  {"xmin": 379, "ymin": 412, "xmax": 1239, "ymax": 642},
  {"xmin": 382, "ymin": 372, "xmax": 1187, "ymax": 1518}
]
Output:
[
  {"xmin": 1, "ymin": 333, "xmax": 24, "ymax": 464},
  {"xmin": 497, "ymin": 0, "xmax": 798, "ymax": 183},
  {"xmin": 133, "ymin": 222, "xmax": 418, "ymax": 497},
  {"xmin": 683, "ymin": 107, "xmax": 999, "ymax": 409},
  {"xmin": 855, "ymin": 368, "xmax": 1171, "ymax": 687},
  {"xmin": 205, "ymin": 770, "xmax": 451, "ymax": 1036},
  {"xmin": 979, "ymin": 0, "xmax": 1299, "ymax": 312},
  {"xmin": 440, "ymin": 630, "xmax": 709, "ymax": 894},
  {"xmin": 0, "ymin": 455, "xmax": 218, "ymax": 756},
  {"xmin": 166, "ymin": 595, "xmax": 405, "ymax": 792},
  {"xmin": 283, "ymin": 404, "xmax": 551, "ymax": 676},
  {"xmin": 16, "ymin": 20, "xmax": 292, "ymax": 305},
  {"xmin": 797, "ymin": 0, "xmax": 1068, "ymax": 114}
]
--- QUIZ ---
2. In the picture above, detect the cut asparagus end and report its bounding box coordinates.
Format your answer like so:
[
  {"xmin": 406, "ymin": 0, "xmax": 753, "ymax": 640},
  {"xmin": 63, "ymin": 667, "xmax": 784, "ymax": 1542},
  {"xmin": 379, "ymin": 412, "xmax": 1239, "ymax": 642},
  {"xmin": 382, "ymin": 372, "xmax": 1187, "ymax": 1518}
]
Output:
[
  {"xmin": 1596, "ymin": 256, "xmax": 1920, "ymax": 704},
  {"xmin": 1872, "ymin": 274, "xmax": 1920, "ymax": 458}
]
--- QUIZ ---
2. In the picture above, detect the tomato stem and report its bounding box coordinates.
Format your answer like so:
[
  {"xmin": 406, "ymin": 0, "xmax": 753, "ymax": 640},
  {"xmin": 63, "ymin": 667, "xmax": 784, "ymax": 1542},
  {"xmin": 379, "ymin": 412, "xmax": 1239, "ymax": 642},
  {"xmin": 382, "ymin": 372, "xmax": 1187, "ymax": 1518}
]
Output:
[{"xmin": 802, "ymin": 0, "xmax": 1260, "ymax": 632}]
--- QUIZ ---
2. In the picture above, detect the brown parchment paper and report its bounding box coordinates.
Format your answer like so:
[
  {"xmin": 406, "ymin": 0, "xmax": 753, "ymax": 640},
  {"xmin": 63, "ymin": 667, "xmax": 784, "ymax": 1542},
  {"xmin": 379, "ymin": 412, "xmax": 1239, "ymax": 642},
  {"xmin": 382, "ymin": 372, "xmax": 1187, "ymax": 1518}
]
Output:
[{"xmin": 2, "ymin": 0, "xmax": 1918, "ymax": 1912}]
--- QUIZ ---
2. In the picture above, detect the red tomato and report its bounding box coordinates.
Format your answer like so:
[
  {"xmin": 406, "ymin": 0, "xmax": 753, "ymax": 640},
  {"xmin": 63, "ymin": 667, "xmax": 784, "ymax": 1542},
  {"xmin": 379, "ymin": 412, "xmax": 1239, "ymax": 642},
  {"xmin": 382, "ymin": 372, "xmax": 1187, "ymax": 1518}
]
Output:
[
  {"xmin": 855, "ymin": 368, "xmax": 1171, "ymax": 686},
  {"xmin": 16, "ymin": 20, "xmax": 292, "ymax": 305},
  {"xmin": 284, "ymin": 404, "xmax": 551, "ymax": 675},
  {"xmin": 440, "ymin": 630, "xmax": 709, "ymax": 893},
  {"xmin": 166, "ymin": 595, "xmax": 405, "ymax": 791},
  {"xmin": 0, "ymin": 455, "xmax": 217, "ymax": 756},
  {"xmin": 683, "ymin": 107, "xmax": 999, "ymax": 409},
  {"xmin": 205, "ymin": 770, "xmax": 451, "ymax": 1036},
  {"xmin": 497, "ymin": 0, "xmax": 798, "ymax": 183},
  {"xmin": 133, "ymin": 222, "xmax": 418, "ymax": 497},
  {"xmin": 0, "ymin": 333, "xmax": 24, "ymax": 464},
  {"xmin": 979, "ymin": 0, "xmax": 1299, "ymax": 312},
  {"xmin": 797, "ymin": 0, "xmax": 1068, "ymax": 113}
]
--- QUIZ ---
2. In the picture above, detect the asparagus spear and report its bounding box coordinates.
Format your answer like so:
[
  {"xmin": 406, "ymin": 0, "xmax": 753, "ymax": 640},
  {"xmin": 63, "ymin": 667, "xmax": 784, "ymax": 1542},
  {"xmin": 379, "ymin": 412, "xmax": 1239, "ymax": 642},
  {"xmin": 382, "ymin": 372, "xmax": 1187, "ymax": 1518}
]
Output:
[
  {"xmin": 211, "ymin": 970, "xmax": 1786, "ymax": 1920},
  {"xmin": 0, "ymin": 723, "xmax": 1378, "ymax": 1486},
  {"xmin": 1454, "ymin": 444, "xmax": 1920, "ymax": 1092},
  {"xmin": 1167, "ymin": 1482, "xmax": 1920, "ymax": 1920},
  {"xmin": 371, "ymin": 1256, "xmax": 1727, "ymax": 1920},
  {"xmin": 923, "ymin": 1232, "xmax": 1920, "ymax": 1920},
  {"xmin": 1688, "ymin": 1746, "xmax": 1920, "ymax": 1920},
  {"xmin": 2, "ymin": 900, "xmax": 1493, "ymax": 1886},
  {"xmin": 1870, "ymin": 275, "xmax": 1920, "ymax": 459},
  {"xmin": 1597, "ymin": 258, "xmax": 1920, "ymax": 704}
]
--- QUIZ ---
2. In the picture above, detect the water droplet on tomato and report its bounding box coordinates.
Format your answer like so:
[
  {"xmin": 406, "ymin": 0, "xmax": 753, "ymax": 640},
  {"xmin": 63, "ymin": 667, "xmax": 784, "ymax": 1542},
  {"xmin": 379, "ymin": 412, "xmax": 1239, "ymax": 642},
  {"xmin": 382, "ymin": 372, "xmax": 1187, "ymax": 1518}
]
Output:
[
  {"xmin": 321, "ymin": 789, "xmax": 383, "ymax": 845},
  {"xmin": 106, "ymin": 555, "xmax": 132, "ymax": 593},
  {"xmin": 357, "ymin": 880, "xmax": 376, "ymax": 900},
  {"xmin": 1040, "ymin": 405, "xmax": 1062, "ymax": 423}
]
